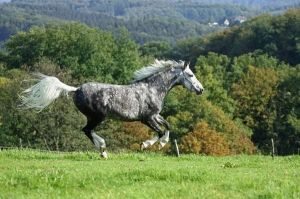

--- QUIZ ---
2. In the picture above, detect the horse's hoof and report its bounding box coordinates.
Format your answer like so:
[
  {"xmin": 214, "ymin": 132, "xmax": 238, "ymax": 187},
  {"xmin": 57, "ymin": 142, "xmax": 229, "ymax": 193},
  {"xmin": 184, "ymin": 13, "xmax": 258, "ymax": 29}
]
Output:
[
  {"xmin": 100, "ymin": 151, "xmax": 108, "ymax": 159},
  {"xmin": 140, "ymin": 143, "xmax": 145, "ymax": 151},
  {"xmin": 159, "ymin": 143, "xmax": 163, "ymax": 150},
  {"xmin": 159, "ymin": 142, "xmax": 165, "ymax": 150}
]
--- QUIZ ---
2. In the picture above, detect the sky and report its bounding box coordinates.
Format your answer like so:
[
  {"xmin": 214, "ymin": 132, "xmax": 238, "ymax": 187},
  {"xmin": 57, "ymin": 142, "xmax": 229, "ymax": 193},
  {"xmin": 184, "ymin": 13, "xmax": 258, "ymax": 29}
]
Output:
[{"xmin": 0, "ymin": 0, "xmax": 11, "ymax": 3}]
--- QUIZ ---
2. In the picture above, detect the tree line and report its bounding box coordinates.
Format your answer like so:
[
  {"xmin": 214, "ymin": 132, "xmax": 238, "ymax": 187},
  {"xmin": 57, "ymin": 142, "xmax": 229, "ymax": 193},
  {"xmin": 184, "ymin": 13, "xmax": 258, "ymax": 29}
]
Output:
[{"xmin": 1, "ymin": 0, "xmax": 299, "ymax": 45}]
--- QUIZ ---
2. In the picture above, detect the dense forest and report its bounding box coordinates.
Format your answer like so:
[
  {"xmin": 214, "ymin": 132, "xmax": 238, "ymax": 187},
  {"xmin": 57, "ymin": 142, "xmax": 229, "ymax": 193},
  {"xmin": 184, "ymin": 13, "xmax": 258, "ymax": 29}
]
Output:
[
  {"xmin": 0, "ymin": 1, "xmax": 299, "ymax": 155},
  {"xmin": 1, "ymin": 0, "xmax": 300, "ymax": 44}
]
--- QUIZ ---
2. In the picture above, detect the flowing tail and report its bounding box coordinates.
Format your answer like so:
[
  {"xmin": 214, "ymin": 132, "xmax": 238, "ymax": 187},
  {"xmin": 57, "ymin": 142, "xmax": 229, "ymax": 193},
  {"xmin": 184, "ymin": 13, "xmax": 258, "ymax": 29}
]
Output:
[{"xmin": 19, "ymin": 73, "xmax": 78, "ymax": 112}]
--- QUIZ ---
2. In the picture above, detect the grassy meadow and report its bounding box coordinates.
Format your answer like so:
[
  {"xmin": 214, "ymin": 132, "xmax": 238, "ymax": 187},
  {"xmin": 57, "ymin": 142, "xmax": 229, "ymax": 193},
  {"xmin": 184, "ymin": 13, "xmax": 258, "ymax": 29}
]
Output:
[{"xmin": 0, "ymin": 149, "xmax": 299, "ymax": 199}]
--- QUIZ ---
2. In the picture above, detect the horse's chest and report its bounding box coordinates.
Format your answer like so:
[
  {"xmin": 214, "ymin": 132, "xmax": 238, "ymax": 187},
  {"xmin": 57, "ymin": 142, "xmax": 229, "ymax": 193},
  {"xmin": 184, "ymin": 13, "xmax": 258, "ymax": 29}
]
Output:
[{"xmin": 138, "ymin": 88, "xmax": 162, "ymax": 115}]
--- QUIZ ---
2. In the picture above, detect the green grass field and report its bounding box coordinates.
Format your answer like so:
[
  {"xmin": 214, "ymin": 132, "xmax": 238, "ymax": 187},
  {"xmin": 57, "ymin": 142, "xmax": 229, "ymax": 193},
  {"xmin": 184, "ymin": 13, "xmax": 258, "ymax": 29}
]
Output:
[{"xmin": 0, "ymin": 149, "xmax": 299, "ymax": 199}]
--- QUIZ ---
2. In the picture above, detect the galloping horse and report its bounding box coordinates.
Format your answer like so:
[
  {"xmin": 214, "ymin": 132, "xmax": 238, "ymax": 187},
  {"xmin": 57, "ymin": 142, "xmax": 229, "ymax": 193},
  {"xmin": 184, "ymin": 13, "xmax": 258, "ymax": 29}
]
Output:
[{"xmin": 20, "ymin": 60, "xmax": 204, "ymax": 158}]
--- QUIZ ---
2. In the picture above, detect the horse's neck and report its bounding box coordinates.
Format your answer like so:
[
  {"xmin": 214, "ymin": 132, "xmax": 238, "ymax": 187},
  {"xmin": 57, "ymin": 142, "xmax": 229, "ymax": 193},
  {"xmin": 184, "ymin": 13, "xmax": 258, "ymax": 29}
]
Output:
[{"xmin": 144, "ymin": 70, "xmax": 178, "ymax": 100}]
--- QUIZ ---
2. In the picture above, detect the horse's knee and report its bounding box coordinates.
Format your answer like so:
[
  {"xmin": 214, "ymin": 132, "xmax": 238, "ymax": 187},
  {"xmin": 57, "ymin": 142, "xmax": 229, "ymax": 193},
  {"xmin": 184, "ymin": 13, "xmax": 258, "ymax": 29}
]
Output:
[{"xmin": 157, "ymin": 133, "xmax": 163, "ymax": 139}]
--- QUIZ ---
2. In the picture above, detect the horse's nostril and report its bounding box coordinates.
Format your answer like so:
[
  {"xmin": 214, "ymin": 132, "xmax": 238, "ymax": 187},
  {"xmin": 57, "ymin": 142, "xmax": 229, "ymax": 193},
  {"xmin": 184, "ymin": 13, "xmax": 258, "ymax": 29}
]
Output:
[
  {"xmin": 196, "ymin": 87, "xmax": 203, "ymax": 95},
  {"xmin": 198, "ymin": 88, "xmax": 204, "ymax": 95}
]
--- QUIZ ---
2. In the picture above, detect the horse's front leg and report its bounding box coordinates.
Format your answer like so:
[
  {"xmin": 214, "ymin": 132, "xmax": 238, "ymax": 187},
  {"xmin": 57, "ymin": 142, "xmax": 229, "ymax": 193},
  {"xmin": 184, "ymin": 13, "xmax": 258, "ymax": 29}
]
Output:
[
  {"xmin": 141, "ymin": 116, "xmax": 164, "ymax": 150},
  {"xmin": 155, "ymin": 115, "xmax": 170, "ymax": 149}
]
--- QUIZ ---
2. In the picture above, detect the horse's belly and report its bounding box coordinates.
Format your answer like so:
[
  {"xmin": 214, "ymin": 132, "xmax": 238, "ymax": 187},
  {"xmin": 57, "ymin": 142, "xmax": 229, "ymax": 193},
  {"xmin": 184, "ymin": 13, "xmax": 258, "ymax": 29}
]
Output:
[{"xmin": 109, "ymin": 111, "xmax": 139, "ymax": 121}]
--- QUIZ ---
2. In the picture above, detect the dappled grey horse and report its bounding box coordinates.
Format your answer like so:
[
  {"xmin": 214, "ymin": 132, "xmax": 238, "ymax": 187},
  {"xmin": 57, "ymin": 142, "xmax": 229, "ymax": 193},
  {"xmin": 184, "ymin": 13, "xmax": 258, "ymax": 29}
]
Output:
[{"xmin": 20, "ymin": 60, "xmax": 204, "ymax": 158}]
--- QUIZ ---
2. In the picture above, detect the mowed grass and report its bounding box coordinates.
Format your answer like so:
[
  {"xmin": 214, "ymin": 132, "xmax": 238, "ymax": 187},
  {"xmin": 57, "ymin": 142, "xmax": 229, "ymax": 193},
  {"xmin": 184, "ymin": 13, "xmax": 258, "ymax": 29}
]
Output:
[{"xmin": 0, "ymin": 149, "xmax": 299, "ymax": 199}]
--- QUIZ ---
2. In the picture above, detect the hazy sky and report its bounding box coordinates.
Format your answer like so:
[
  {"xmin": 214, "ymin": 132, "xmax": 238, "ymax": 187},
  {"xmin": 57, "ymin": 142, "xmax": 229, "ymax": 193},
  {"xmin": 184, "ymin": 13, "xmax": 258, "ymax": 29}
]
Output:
[{"xmin": 0, "ymin": 0, "xmax": 11, "ymax": 3}]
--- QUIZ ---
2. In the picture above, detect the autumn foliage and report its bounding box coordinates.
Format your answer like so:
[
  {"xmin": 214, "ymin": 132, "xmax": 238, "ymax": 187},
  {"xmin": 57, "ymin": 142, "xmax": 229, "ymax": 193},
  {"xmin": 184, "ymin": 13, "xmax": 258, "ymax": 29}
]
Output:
[{"xmin": 180, "ymin": 121, "xmax": 230, "ymax": 156}]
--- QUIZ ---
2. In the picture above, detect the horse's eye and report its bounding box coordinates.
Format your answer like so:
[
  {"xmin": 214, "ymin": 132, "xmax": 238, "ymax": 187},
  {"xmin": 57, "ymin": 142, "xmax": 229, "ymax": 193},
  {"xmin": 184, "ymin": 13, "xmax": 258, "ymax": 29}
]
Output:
[{"xmin": 188, "ymin": 74, "xmax": 193, "ymax": 77}]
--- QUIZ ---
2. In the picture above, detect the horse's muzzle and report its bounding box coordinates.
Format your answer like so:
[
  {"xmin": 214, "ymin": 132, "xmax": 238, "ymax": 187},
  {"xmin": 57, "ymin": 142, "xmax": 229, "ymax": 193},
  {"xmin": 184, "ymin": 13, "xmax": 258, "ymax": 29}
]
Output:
[{"xmin": 196, "ymin": 88, "xmax": 204, "ymax": 95}]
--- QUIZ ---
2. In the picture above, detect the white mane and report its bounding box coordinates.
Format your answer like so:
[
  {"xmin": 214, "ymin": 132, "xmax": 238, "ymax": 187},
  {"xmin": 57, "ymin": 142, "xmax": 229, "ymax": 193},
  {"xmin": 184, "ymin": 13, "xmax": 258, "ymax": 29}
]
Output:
[{"xmin": 133, "ymin": 60, "xmax": 184, "ymax": 82}]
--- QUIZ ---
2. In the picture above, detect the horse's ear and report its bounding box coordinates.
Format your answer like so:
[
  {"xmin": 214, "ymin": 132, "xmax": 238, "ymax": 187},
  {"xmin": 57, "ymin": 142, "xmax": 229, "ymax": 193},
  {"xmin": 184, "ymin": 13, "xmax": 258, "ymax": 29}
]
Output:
[{"xmin": 184, "ymin": 61, "xmax": 190, "ymax": 70}]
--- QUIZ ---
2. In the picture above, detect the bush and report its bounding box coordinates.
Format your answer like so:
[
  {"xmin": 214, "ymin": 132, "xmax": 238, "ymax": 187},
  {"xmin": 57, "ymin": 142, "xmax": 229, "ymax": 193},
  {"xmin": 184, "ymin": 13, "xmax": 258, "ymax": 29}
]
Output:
[{"xmin": 180, "ymin": 121, "xmax": 230, "ymax": 156}]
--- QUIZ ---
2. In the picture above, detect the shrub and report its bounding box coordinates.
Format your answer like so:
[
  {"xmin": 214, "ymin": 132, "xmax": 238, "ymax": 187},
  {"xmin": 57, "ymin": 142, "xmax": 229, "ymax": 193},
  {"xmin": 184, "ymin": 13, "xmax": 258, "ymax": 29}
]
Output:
[{"xmin": 180, "ymin": 121, "xmax": 230, "ymax": 156}]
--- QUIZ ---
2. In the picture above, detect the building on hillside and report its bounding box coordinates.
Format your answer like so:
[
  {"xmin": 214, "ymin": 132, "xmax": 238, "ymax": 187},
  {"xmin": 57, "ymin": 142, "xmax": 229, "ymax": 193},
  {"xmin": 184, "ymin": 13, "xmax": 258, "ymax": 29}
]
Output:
[
  {"xmin": 208, "ymin": 22, "xmax": 219, "ymax": 27},
  {"xmin": 233, "ymin": 16, "xmax": 247, "ymax": 24},
  {"xmin": 223, "ymin": 19, "xmax": 230, "ymax": 26}
]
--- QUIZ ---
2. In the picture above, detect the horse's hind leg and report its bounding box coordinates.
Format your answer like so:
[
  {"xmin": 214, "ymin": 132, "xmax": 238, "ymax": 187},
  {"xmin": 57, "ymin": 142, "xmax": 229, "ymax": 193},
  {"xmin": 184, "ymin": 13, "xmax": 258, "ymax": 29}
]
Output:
[{"xmin": 82, "ymin": 116, "xmax": 108, "ymax": 158}]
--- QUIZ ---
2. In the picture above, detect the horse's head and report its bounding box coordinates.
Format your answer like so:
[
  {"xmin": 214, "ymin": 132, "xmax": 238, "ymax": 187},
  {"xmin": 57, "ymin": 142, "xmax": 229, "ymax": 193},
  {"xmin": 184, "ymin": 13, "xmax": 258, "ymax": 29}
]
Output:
[
  {"xmin": 133, "ymin": 59, "xmax": 204, "ymax": 95},
  {"xmin": 177, "ymin": 62, "xmax": 204, "ymax": 95}
]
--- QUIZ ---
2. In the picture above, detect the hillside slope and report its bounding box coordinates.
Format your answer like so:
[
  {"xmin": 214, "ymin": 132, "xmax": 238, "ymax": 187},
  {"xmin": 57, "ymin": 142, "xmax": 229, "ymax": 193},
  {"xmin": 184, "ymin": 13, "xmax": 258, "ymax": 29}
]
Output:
[{"xmin": 0, "ymin": 0, "xmax": 299, "ymax": 44}]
